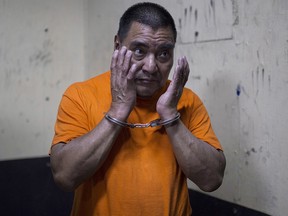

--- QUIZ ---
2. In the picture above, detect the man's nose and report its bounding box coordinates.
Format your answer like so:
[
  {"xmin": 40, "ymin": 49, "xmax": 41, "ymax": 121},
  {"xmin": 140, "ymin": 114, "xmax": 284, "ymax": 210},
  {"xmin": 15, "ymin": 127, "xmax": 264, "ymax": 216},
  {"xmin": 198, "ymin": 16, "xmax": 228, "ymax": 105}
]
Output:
[{"xmin": 142, "ymin": 54, "xmax": 157, "ymax": 73}]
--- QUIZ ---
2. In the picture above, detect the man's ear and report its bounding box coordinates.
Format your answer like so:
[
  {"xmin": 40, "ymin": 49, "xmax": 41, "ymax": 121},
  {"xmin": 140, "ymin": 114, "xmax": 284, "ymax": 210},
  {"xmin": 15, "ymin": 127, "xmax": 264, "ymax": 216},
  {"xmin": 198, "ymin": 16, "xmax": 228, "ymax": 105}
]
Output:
[{"xmin": 114, "ymin": 35, "xmax": 120, "ymax": 50}]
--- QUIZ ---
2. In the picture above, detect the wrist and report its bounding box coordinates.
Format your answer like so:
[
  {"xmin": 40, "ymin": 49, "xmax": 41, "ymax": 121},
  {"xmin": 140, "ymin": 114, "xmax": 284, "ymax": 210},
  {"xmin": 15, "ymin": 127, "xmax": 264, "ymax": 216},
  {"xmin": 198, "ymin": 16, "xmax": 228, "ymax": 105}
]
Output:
[
  {"xmin": 108, "ymin": 105, "xmax": 132, "ymax": 121},
  {"xmin": 158, "ymin": 109, "xmax": 179, "ymax": 121}
]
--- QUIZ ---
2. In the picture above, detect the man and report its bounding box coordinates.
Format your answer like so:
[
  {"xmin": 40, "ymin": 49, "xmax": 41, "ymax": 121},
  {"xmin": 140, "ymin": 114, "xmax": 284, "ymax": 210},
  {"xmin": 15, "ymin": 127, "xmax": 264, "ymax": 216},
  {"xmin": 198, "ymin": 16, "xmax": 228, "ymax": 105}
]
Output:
[{"xmin": 50, "ymin": 2, "xmax": 226, "ymax": 215}]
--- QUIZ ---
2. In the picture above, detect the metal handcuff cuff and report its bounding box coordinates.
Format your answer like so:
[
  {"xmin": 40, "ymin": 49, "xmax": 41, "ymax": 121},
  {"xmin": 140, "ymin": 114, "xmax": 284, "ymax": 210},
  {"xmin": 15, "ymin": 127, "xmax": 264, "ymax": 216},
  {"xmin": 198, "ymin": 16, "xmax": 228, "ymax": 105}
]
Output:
[{"xmin": 105, "ymin": 112, "xmax": 181, "ymax": 128}]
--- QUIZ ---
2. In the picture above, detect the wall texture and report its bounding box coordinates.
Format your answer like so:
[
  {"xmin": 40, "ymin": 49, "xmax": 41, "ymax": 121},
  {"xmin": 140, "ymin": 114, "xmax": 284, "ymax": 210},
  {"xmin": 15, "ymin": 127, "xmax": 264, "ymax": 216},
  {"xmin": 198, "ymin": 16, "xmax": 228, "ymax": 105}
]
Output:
[
  {"xmin": 0, "ymin": 0, "xmax": 85, "ymax": 159},
  {"xmin": 1, "ymin": 0, "xmax": 287, "ymax": 215},
  {"xmin": 173, "ymin": 1, "xmax": 288, "ymax": 216}
]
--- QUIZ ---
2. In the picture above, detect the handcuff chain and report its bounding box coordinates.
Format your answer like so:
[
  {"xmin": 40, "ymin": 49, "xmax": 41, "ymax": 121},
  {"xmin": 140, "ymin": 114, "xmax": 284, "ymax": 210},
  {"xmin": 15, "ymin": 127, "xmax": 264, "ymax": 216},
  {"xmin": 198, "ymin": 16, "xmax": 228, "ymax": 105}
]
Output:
[{"xmin": 105, "ymin": 113, "xmax": 180, "ymax": 128}]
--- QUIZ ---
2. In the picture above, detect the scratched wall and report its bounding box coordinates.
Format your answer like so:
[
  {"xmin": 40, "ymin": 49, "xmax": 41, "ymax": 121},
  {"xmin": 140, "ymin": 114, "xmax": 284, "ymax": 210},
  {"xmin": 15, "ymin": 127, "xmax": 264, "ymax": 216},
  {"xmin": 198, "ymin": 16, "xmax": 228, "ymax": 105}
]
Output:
[
  {"xmin": 86, "ymin": 0, "xmax": 288, "ymax": 215},
  {"xmin": 0, "ymin": 0, "xmax": 85, "ymax": 159},
  {"xmin": 176, "ymin": 1, "xmax": 288, "ymax": 216}
]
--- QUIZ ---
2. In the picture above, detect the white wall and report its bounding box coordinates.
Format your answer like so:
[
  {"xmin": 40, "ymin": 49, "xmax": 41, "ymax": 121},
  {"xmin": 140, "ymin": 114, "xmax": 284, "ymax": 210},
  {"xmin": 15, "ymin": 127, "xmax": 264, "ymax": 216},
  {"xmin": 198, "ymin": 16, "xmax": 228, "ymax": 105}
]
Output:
[
  {"xmin": 1, "ymin": 0, "xmax": 287, "ymax": 215},
  {"xmin": 0, "ymin": 0, "xmax": 85, "ymax": 159},
  {"xmin": 174, "ymin": 1, "xmax": 288, "ymax": 215}
]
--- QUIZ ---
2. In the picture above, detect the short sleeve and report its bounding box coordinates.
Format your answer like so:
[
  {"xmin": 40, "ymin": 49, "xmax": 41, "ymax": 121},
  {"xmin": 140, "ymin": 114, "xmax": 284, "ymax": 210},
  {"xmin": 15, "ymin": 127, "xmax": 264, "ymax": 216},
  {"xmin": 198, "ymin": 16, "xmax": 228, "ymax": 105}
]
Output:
[
  {"xmin": 52, "ymin": 84, "xmax": 89, "ymax": 145},
  {"xmin": 187, "ymin": 93, "xmax": 222, "ymax": 150}
]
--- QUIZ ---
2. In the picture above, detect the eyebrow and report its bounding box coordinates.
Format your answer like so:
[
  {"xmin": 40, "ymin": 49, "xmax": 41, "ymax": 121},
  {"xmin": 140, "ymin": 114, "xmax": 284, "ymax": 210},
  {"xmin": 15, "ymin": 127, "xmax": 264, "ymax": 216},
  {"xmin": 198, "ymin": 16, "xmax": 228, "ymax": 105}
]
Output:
[
  {"xmin": 158, "ymin": 43, "xmax": 175, "ymax": 50},
  {"xmin": 130, "ymin": 41, "xmax": 175, "ymax": 50}
]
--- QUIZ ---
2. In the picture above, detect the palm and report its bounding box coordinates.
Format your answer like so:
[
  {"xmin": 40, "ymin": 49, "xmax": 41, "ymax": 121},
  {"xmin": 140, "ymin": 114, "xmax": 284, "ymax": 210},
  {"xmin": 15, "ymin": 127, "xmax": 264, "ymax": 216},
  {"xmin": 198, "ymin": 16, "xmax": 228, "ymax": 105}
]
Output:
[{"xmin": 156, "ymin": 57, "xmax": 189, "ymax": 118}]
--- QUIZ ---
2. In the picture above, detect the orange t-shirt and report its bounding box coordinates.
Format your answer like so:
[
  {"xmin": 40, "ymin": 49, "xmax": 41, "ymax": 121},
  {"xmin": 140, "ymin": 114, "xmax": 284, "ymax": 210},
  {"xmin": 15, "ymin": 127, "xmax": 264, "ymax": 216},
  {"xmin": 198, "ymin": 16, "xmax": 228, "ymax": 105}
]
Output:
[{"xmin": 52, "ymin": 71, "xmax": 222, "ymax": 216}]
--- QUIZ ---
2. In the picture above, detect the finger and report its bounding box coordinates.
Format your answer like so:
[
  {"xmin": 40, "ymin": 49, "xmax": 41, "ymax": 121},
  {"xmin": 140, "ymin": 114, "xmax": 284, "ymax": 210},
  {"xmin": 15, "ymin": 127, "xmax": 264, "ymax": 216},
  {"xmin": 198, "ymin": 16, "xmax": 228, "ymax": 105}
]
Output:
[
  {"xmin": 127, "ymin": 64, "xmax": 137, "ymax": 80},
  {"xmin": 113, "ymin": 47, "xmax": 130, "ymax": 87},
  {"xmin": 111, "ymin": 49, "xmax": 119, "ymax": 69},
  {"xmin": 182, "ymin": 56, "xmax": 190, "ymax": 85},
  {"xmin": 110, "ymin": 49, "xmax": 119, "ymax": 84},
  {"xmin": 172, "ymin": 57, "xmax": 184, "ymax": 86},
  {"xmin": 168, "ymin": 57, "xmax": 188, "ymax": 95},
  {"xmin": 176, "ymin": 56, "xmax": 189, "ymax": 86},
  {"xmin": 117, "ymin": 46, "xmax": 128, "ymax": 66},
  {"xmin": 122, "ymin": 50, "xmax": 133, "ymax": 75},
  {"xmin": 127, "ymin": 61, "xmax": 144, "ymax": 80}
]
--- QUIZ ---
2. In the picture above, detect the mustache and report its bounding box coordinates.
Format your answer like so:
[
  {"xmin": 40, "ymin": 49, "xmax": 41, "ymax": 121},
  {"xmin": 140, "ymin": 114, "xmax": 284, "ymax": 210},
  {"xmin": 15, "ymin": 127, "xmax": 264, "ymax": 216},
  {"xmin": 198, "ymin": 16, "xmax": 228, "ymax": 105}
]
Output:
[
  {"xmin": 134, "ymin": 71, "xmax": 158, "ymax": 80},
  {"xmin": 135, "ymin": 76, "xmax": 158, "ymax": 80}
]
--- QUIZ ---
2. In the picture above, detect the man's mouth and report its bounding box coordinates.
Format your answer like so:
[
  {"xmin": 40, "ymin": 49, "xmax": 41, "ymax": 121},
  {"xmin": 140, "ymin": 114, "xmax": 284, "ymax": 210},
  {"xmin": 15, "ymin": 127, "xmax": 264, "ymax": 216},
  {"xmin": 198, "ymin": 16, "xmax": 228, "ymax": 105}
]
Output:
[{"xmin": 135, "ymin": 78, "xmax": 157, "ymax": 84}]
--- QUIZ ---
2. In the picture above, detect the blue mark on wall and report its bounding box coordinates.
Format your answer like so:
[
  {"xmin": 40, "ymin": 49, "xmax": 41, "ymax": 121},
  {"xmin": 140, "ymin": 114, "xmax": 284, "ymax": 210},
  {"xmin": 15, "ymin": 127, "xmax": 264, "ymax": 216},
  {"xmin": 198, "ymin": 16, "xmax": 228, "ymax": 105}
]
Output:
[{"xmin": 236, "ymin": 84, "xmax": 241, "ymax": 96}]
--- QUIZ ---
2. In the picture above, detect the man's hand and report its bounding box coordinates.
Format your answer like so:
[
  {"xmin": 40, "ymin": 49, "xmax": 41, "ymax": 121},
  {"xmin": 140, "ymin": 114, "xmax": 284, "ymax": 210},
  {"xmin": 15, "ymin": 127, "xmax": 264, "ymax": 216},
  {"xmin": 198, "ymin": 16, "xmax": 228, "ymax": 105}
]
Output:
[
  {"xmin": 109, "ymin": 46, "xmax": 142, "ymax": 120},
  {"xmin": 156, "ymin": 56, "xmax": 190, "ymax": 119},
  {"xmin": 157, "ymin": 57, "xmax": 225, "ymax": 192}
]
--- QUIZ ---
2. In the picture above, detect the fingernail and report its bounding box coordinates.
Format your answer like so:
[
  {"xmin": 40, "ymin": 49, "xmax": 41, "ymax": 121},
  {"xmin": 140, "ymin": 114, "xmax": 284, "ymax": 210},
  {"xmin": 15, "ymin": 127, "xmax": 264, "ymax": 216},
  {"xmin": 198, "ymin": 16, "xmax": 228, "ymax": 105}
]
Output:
[{"xmin": 113, "ymin": 50, "xmax": 119, "ymax": 55}]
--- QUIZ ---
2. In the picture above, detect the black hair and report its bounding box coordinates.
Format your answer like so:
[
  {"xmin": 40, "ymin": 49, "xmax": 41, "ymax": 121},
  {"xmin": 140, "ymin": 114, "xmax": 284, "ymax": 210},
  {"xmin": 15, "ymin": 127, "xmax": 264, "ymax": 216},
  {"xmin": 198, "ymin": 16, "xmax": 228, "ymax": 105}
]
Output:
[{"xmin": 117, "ymin": 2, "xmax": 177, "ymax": 42}]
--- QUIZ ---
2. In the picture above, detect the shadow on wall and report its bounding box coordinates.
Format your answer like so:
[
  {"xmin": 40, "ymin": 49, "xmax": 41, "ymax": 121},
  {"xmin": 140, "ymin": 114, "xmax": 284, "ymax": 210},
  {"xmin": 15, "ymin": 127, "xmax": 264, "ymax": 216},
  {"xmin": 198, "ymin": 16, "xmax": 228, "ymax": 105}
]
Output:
[{"xmin": 0, "ymin": 157, "xmax": 73, "ymax": 216}]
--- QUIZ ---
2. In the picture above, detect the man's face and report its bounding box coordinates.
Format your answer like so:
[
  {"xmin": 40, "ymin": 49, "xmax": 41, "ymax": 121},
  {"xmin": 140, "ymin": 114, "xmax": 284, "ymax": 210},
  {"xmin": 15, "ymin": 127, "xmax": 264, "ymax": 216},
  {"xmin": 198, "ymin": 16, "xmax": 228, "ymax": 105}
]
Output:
[{"xmin": 117, "ymin": 22, "xmax": 175, "ymax": 98}]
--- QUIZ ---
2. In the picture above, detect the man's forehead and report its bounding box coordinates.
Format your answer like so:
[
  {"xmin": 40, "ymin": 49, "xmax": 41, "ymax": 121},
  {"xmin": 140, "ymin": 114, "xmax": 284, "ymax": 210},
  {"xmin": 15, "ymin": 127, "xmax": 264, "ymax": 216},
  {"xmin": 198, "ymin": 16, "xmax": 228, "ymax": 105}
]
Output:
[{"xmin": 125, "ymin": 22, "xmax": 175, "ymax": 45}]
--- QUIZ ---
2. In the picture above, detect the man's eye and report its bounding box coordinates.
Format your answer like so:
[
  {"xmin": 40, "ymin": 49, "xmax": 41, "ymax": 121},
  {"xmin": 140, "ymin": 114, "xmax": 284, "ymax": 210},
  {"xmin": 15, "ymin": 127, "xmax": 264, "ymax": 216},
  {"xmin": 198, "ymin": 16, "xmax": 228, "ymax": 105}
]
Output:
[
  {"xmin": 133, "ymin": 48, "xmax": 145, "ymax": 60},
  {"xmin": 158, "ymin": 51, "xmax": 170, "ymax": 59},
  {"xmin": 134, "ymin": 48, "xmax": 144, "ymax": 56},
  {"xmin": 160, "ymin": 51, "xmax": 167, "ymax": 57}
]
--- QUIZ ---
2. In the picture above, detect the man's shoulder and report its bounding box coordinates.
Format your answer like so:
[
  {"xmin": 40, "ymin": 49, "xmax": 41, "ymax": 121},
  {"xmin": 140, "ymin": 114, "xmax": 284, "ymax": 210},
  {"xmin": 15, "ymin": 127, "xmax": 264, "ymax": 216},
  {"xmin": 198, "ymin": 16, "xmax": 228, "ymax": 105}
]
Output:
[
  {"xmin": 182, "ymin": 87, "xmax": 199, "ymax": 100},
  {"xmin": 67, "ymin": 71, "xmax": 110, "ymax": 89},
  {"xmin": 64, "ymin": 71, "xmax": 111, "ymax": 97},
  {"xmin": 76, "ymin": 71, "xmax": 110, "ymax": 87},
  {"xmin": 179, "ymin": 86, "xmax": 203, "ymax": 108}
]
